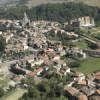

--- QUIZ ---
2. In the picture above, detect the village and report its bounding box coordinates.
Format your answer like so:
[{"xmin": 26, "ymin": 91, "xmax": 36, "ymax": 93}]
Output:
[{"xmin": 0, "ymin": 13, "xmax": 99, "ymax": 100}]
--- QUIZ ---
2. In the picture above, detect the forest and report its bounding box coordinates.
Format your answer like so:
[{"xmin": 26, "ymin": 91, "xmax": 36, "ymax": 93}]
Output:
[{"xmin": 0, "ymin": 2, "xmax": 100, "ymax": 24}]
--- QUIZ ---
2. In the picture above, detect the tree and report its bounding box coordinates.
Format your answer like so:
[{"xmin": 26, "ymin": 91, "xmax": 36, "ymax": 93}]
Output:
[
  {"xmin": 69, "ymin": 61, "xmax": 80, "ymax": 68},
  {"xmin": 28, "ymin": 86, "xmax": 40, "ymax": 98},
  {"xmin": 0, "ymin": 3, "xmax": 99, "ymax": 24},
  {"xmin": 95, "ymin": 34, "xmax": 100, "ymax": 40},
  {"xmin": 88, "ymin": 42, "xmax": 99, "ymax": 50},
  {"xmin": 0, "ymin": 35, "xmax": 6, "ymax": 53},
  {"xmin": 19, "ymin": 93, "xmax": 29, "ymax": 100},
  {"xmin": 54, "ymin": 86, "xmax": 63, "ymax": 97},
  {"xmin": 59, "ymin": 95, "xmax": 68, "ymax": 100},
  {"xmin": 0, "ymin": 87, "xmax": 4, "ymax": 97},
  {"xmin": 37, "ymin": 81, "xmax": 50, "ymax": 93},
  {"xmin": 26, "ymin": 61, "xmax": 31, "ymax": 70}
]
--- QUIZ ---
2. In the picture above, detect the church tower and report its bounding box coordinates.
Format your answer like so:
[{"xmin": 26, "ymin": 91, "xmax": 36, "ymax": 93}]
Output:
[{"xmin": 22, "ymin": 12, "xmax": 30, "ymax": 27}]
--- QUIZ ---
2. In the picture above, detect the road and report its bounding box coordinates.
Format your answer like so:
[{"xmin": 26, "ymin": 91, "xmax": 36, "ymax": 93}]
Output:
[
  {"xmin": 81, "ymin": 36, "xmax": 97, "ymax": 44},
  {"xmin": 79, "ymin": 33, "xmax": 100, "ymax": 47}
]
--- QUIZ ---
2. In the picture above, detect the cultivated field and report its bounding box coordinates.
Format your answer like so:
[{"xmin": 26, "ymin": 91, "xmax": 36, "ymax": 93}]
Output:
[
  {"xmin": 76, "ymin": 0, "xmax": 100, "ymax": 7},
  {"xmin": 1, "ymin": 0, "xmax": 100, "ymax": 7},
  {"xmin": 27, "ymin": 0, "xmax": 100, "ymax": 7}
]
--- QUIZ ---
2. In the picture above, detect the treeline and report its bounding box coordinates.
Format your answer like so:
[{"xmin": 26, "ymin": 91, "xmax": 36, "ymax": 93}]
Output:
[
  {"xmin": 27, "ymin": 3, "xmax": 97, "ymax": 22},
  {"xmin": 0, "ymin": 3, "xmax": 100, "ymax": 24}
]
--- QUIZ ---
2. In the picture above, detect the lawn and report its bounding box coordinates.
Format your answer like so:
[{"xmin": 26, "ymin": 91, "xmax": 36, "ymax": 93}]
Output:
[{"xmin": 76, "ymin": 57, "xmax": 100, "ymax": 74}]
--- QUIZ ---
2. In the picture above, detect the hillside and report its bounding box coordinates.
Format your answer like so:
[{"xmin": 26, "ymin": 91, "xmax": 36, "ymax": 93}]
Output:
[
  {"xmin": 0, "ymin": 3, "xmax": 99, "ymax": 24},
  {"xmin": 75, "ymin": 0, "xmax": 100, "ymax": 7},
  {"xmin": 28, "ymin": 0, "xmax": 100, "ymax": 7},
  {"xmin": 0, "ymin": 0, "xmax": 100, "ymax": 8}
]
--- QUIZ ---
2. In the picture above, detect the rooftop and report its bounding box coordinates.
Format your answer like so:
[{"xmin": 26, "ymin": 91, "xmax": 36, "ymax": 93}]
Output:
[{"xmin": 64, "ymin": 86, "xmax": 79, "ymax": 96}]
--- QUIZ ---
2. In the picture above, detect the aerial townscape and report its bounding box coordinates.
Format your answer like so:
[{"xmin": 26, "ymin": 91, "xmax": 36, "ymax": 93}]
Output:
[{"xmin": 0, "ymin": 1, "xmax": 100, "ymax": 100}]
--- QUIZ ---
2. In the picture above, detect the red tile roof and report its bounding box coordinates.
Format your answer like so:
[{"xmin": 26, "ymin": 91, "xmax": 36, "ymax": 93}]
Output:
[
  {"xmin": 27, "ymin": 72, "xmax": 35, "ymax": 77},
  {"xmin": 79, "ymin": 94, "xmax": 88, "ymax": 100},
  {"xmin": 95, "ymin": 72, "xmax": 100, "ymax": 80},
  {"xmin": 96, "ymin": 89, "xmax": 100, "ymax": 95},
  {"xmin": 27, "ymin": 67, "xmax": 43, "ymax": 77}
]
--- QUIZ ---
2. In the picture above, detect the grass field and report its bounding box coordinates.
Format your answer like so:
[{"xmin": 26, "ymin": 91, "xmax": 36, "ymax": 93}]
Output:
[
  {"xmin": 0, "ymin": 75, "xmax": 9, "ymax": 87},
  {"xmin": 76, "ymin": 57, "xmax": 100, "ymax": 74},
  {"xmin": 74, "ymin": 39, "xmax": 88, "ymax": 49},
  {"xmin": 1, "ymin": 88, "xmax": 27, "ymax": 100}
]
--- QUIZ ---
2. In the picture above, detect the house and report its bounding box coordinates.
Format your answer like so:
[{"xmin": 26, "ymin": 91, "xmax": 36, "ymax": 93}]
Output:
[
  {"xmin": 83, "ymin": 49, "xmax": 100, "ymax": 57},
  {"xmin": 66, "ymin": 32, "xmax": 78, "ymax": 37},
  {"xmin": 64, "ymin": 67, "xmax": 71, "ymax": 75},
  {"xmin": 25, "ymin": 56, "xmax": 34, "ymax": 64},
  {"xmin": 21, "ymin": 39, "xmax": 29, "ymax": 50},
  {"xmin": 89, "ymin": 95, "xmax": 100, "ymax": 100},
  {"xmin": 13, "ymin": 75, "xmax": 24, "ymax": 82},
  {"xmin": 78, "ymin": 94, "xmax": 88, "ymax": 100},
  {"xmin": 77, "ymin": 79, "xmax": 87, "ymax": 85},
  {"xmin": 8, "ymin": 80, "xmax": 17, "ymax": 88},
  {"xmin": 35, "ymin": 67, "xmax": 44, "ymax": 76},
  {"xmin": 30, "ymin": 59, "xmax": 44, "ymax": 67},
  {"xmin": 81, "ymin": 86, "xmax": 96, "ymax": 96},
  {"xmin": 27, "ymin": 67, "xmax": 44, "ymax": 77},
  {"xmin": 10, "ymin": 63, "xmax": 31, "ymax": 75},
  {"xmin": 0, "ymin": 31, "xmax": 3, "ymax": 35},
  {"xmin": 94, "ymin": 72, "xmax": 100, "ymax": 83},
  {"xmin": 0, "ymin": 59, "xmax": 2, "ymax": 64},
  {"xmin": 53, "ymin": 55, "xmax": 60, "ymax": 61},
  {"xmin": 96, "ymin": 89, "xmax": 100, "ymax": 95},
  {"xmin": 42, "ymin": 54, "xmax": 50, "ymax": 65},
  {"xmin": 5, "ymin": 41, "xmax": 25, "ymax": 53},
  {"xmin": 27, "ymin": 72, "xmax": 35, "ymax": 77},
  {"xmin": 74, "ymin": 72, "xmax": 85, "ymax": 81},
  {"xmin": 10, "ymin": 66, "xmax": 26, "ymax": 75},
  {"xmin": 78, "ymin": 16, "xmax": 95, "ymax": 28},
  {"xmin": 72, "ymin": 20, "xmax": 80, "ymax": 28},
  {"xmin": 4, "ymin": 34, "xmax": 14, "ymax": 43},
  {"xmin": 57, "ymin": 45, "xmax": 63, "ymax": 52},
  {"xmin": 64, "ymin": 16, "xmax": 95, "ymax": 30},
  {"xmin": 46, "ymin": 48, "xmax": 54, "ymax": 52},
  {"xmin": 60, "ymin": 50, "xmax": 66, "ymax": 56},
  {"xmin": 53, "ymin": 64, "xmax": 61, "ymax": 73},
  {"xmin": 64, "ymin": 86, "xmax": 80, "ymax": 100},
  {"xmin": 87, "ymin": 79, "xmax": 96, "ymax": 88},
  {"xmin": 60, "ymin": 67, "xmax": 70, "ymax": 76},
  {"xmin": 67, "ymin": 47, "xmax": 87, "ymax": 59}
]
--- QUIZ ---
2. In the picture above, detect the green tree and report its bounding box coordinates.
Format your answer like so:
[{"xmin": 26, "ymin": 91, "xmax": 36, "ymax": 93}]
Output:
[
  {"xmin": 28, "ymin": 86, "xmax": 40, "ymax": 98},
  {"xmin": 0, "ymin": 3, "xmax": 99, "ymax": 24},
  {"xmin": 0, "ymin": 35, "xmax": 6, "ymax": 53},
  {"xmin": 88, "ymin": 42, "xmax": 99, "ymax": 50},
  {"xmin": 69, "ymin": 61, "xmax": 80, "ymax": 68},
  {"xmin": 0, "ymin": 87, "xmax": 4, "ymax": 97}
]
